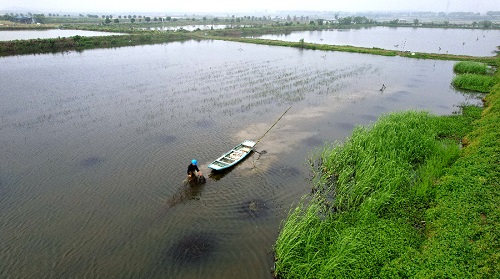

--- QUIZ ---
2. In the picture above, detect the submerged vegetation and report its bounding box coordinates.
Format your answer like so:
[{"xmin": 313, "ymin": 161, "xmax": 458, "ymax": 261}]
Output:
[{"xmin": 274, "ymin": 60, "xmax": 499, "ymax": 278}]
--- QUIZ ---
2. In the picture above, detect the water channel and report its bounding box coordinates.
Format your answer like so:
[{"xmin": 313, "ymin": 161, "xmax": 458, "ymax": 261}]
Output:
[
  {"xmin": 256, "ymin": 26, "xmax": 500, "ymax": 56},
  {"xmin": 0, "ymin": 38, "xmax": 483, "ymax": 278}
]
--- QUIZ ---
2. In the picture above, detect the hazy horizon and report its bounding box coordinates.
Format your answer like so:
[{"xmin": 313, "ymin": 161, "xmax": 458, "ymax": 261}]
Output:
[{"xmin": 1, "ymin": 0, "xmax": 498, "ymax": 14}]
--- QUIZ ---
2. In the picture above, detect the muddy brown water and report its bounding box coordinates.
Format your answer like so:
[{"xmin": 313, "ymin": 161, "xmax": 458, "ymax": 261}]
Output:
[{"xmin": 0, "ymin": 39, "xmax": 482, "ymax": 278}]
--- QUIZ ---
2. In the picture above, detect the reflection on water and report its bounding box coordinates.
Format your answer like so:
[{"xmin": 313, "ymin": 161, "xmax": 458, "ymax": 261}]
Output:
[
  {"xmin": 0, "ymin": 39, "xmax": 483, "ymax": 278},
  {"xmin": 256, "ymin": 27, "xmax": 500, "ymax": 56}
]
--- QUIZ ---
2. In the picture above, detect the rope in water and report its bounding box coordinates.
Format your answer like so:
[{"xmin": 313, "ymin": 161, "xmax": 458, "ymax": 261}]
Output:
[{"xmin": 255, "ymin": 106, "xmax": 292, "ymax": 146}]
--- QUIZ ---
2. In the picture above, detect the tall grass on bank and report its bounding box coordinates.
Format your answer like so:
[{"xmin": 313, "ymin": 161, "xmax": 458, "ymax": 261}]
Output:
[
  {"xmin": 453, "ymin": 61, "xmax": 489, "ymax": 74},
  {"xmin": 0, "ymin": 32, "xmax": 191, "ymax": 56},
  {"xmin": 275, "ymin": 109, "xmax": 482, "ymax": 278},
  {"xmin": 452, "ymin": 73, "xmax": 495, "ymax": 93},
  {"xmin": 408, "ymin": 62, "xmax": 500, "ymax": 278}
]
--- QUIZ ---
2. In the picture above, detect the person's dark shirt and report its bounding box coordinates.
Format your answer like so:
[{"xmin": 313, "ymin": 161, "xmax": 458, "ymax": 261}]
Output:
[{"xmin": 187, "ymin": 163, "xmax": 199, "ymax": 174}]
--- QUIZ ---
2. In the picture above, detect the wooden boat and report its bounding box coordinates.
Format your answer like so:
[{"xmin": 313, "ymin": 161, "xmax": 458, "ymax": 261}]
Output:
[{"xmin": 208, "ymin": 140, "xmax": 256, "ymax": 171}]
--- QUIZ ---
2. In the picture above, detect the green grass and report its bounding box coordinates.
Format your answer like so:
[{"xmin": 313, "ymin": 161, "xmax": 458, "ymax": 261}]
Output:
[
  {"xmin": 411, "ymin": 64, "xmax": 500, "ymax": 278},
  {"xmin": 452, "ymin": 73, "xmax": 496, "ymax": 93},
  {"xmin": 274, "ymin": 59, "xmax": 499, "ymax": 278},
  {"xmin": 275, "ymin": 110, "xmax": 476, "ymax": 278},
  {"xmin": 453, "ymin": 61, "xmax": 489, "ymax": 74}
]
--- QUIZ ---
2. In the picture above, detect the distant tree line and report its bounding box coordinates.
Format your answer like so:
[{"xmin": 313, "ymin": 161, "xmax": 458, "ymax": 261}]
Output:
[
  {"xmin": 2, "ymin": 11, "xmax": 498, "ymax": 28},
  {"xmin": 486, "ymin": 11, "xmax": 500, "ymax": 16},
  {"xmin": 0, "ymin": 13, "xmax": 46, "ymax": 23}
]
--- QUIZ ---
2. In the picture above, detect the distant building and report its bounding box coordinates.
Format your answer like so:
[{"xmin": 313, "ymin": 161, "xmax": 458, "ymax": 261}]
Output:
[{"xmin": 13, "ymin": 16, "xmax": 34, "ymax": 24}]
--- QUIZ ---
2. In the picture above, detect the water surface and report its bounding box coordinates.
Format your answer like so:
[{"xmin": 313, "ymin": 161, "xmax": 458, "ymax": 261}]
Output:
[
  {"xmin": 0, "ymin": 40, "xmax": 482, "ymax": 278},
  {"xmin": 256, "ymin": 26, "xmax": 500, "ymax": 56}
]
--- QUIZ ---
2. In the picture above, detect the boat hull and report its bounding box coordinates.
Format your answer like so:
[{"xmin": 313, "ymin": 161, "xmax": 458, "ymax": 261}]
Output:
[{"xmin": 208, "ymin": 140, "xmax": 256, "ymax": 171}]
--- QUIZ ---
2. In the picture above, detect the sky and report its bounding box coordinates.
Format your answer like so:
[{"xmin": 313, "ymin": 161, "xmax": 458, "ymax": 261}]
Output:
[{"xmin": 1, "ymin": 0, "xmax": 498, "ymax": 14}]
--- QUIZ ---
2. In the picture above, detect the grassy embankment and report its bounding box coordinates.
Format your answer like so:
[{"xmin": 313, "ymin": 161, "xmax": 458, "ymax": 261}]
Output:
[
  {"xmin": 0, "ymin": 20, "xmax": 58, "ymax": 30},
  {"xmin": 0, "ymin": 31, "xmax": 192, "ymax": 56},
  {"xmin": 273, "ymin": 59, "xmax": 499, "ymax": 278},
  {"xmin": 452, "ymin": 61, "xmax": 496, "ymax": 93},
  {"xmin": 200, "ymin": 27, "xmax": 496, "ymax": 65}
]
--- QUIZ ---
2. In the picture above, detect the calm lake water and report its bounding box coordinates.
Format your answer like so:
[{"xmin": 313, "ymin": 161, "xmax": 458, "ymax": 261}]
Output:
[
  {"xmin": 256, "ymin": 26, "xmax": 500, "ymax": 56},
  {"xmin": 0, "ymin": 39, "xmax": 482, "ymax": 278},
  {"xmin": 0, "ymin": 29, "xmax": 123, "ymax": 41}
]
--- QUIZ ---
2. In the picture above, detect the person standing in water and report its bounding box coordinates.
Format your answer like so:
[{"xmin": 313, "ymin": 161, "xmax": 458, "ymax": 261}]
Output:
[{"xmin": 187, "ymin": 159, "xmax": 202, "ymax": 178}]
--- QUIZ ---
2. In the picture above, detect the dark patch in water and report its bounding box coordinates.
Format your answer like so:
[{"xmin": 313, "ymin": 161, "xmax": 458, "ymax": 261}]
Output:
[
  {"xmin": 385, "ymin": 95, "xmax": 401, "ymax": 103},
  {"xmin": 360, "ymin": 114, "xmax": 377, "ymax": 121},
  {"xmin": 0, "ymin": 177, "xmax": 7, "ymax": 199},
  {"xmin": 158, "ymin": 135, "xmax": 177, "ymax": 144},
  {"xmin": 80, "ymin": 156, "xmax": 104, "ymax": 167},
  {"xmin": 2, "ymin": 108, "xmax": 20, "ymax": 117},
  {"xmin": 239, "ymin": 199, "xmax": 270, "ymax": 218},
  {"xmin": 337, "ymin": 122, "xmax": 354, "ymax": 131},
  {"xmin": 168, "ymin": 232, "xmax": 217, "ymax": 265},
  {"xmin": 267, "ymin": 165, "xmax": 302, "ymax": 178},
  {"xmin": 303, "ymin": 137, "xmax": 324, "ymax": 147},
  {"xmin": 396, "ymin": 90, "xmax": 410, "ymax": 96},
  {"xmin": 195, "ymin": 119, "xmax": 215, "ymax": 129}
]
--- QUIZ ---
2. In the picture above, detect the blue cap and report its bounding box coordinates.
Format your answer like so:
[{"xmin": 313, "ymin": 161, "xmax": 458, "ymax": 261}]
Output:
[{"xmin": 192, "ymin": 159, "xmax": 197, "ymax": 165}]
